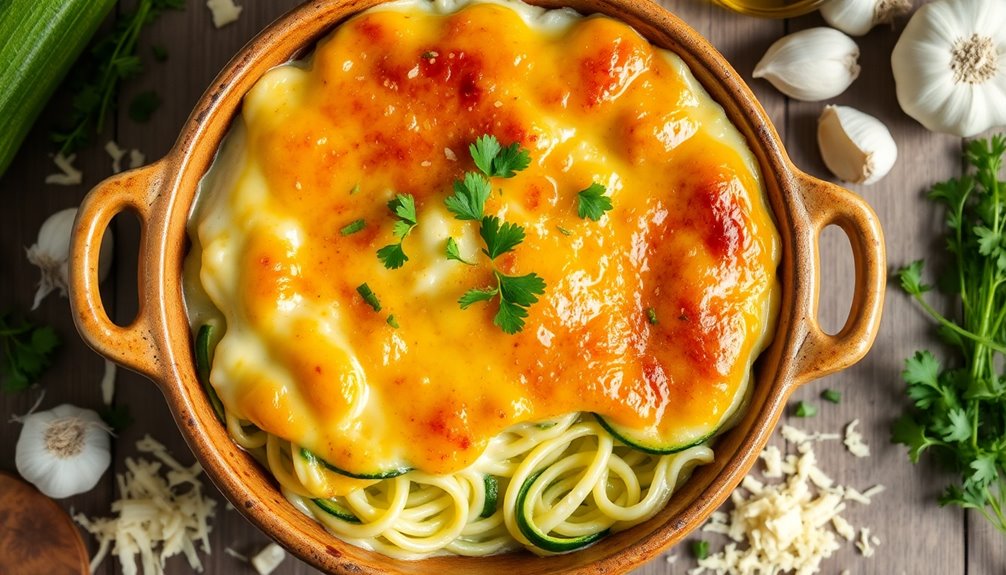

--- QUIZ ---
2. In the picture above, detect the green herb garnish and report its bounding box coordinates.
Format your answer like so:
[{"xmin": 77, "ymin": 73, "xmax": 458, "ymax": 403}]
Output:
[
  {"xmin": 690, "ymin": 539, "xmax": 710, "ymax": 561},
  {"xmin": 356, "ymin": 283, "xmax": 382, "ymax": 312},
  {"xmin": 794, "ymin": 401, "xmax": 817, "ymax": 418},
  {"xmin": 469, "ymin": 134, "xmax": 530, "ymax": 179},
  {"xmin": 479, "ymin": 215, "xmax": 525, "ymax": 259},
  {"xmin": 646, "ymin": 308, "xmax": 658, "ymax": 325},
  {"xmin": 892, "ymin": 136, "xmax": 1006, "ymax": 536},
  {"xmin": 459, "ymin": 270, "xmax": 546, "ymax": 335},
  {"xmin": 377, "ymin": 194, "xmax": 418, "ymax": 269},
  {"xmin": 340, "ymin": 219, "xmax": 366, "ymax": 236},
  {"xmin": 51, "ymin": 0, "xmax": 184, "ymax": 154},
  {"xmin": 0, "ymin": 313, "xmax": 59, "ymax": 393},
  {"xmin": 445, "ymin": 172, "xmax": 491, "ymax": 221},
  {"xmin": 386, "ymin": 315, "xmax": 399, "ymax": 329},
  {"xmin": 445, "ymin": 237, "xmax": 473, "ymax": 265},
  {"xmin": 556, "ymin": 226, "xmax": 573, "ymax": 237},
  {"xmin": 350, "ymin": 183, "xmax": 360, "ymax": 195},
  {"xmin": 577, "ymin": 182, "xmax": 613, "ymax": 221},
  {"xmin": 821, "ymin": 389, "xmax": 842, "ymax": 404}
]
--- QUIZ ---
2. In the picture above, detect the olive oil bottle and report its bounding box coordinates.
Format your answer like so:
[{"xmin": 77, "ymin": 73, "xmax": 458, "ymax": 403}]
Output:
[{"xmin": 712, "ymin": 0, "xmax": 826, "ymax": 18}]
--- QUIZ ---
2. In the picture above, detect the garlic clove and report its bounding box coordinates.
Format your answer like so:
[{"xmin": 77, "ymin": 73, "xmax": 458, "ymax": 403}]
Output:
[
  {"xmin": 754, "ymin": 28, "xmax": 861, "ymax": 102},
  {"xmin": 15, "ymin": 404, "xmax": 111, "ymax": 499},
  {"xmin": 27, "ymin": 207, "xmax": 114, "ymax": 310},
  {"xmin": 820, "ymin": 0, "xmax": 912, "ymax": 37},
  {"xmin": 818, "ymin": 105, "xmax": 898, "ymax": 185}
]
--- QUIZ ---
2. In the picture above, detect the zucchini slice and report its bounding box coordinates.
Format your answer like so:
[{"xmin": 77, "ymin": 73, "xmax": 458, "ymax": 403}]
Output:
[
  {"xmin": 515, "ymin": 471, "xmax": 609, "ymax": 553},
  {"xmin": 594, "ymin": 414, "xmax": 715, "ymax": 455},
  {"xmin": 481, "ymin": 475, "xmax": 498, "ymax": 518},
  {"xmin": 195, "ymin": 325, "xmax": 226, "ymax": 423},
  {"xmin": 300, "ymin": 448, "xmax": 411, "ymax": 480},
  {"xmin": 311, "ymin": 498, "xmax": 361, "ymax": 523}
]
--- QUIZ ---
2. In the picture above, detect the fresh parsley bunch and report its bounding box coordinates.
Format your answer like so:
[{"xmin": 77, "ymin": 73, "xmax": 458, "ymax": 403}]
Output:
[{"xmin": 893, "ymin": 136, "xmax": 1006, "ymax": 534}]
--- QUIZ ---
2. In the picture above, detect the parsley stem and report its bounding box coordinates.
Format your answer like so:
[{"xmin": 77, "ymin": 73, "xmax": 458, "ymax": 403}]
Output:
[
  {"xmin": 910, "ymin": 292, "xmax": 1006, "ymax": 354},
  {"xmin": 95, "ymin": 0, "xmax": 151, "ymax": 134}
]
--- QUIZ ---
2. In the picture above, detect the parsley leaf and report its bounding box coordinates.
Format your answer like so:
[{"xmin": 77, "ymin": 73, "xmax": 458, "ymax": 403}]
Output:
[
  {"xmin": 480, "ymin": 216, "xmax": 525, "ymax": 260},
  {"xmin": 445, "ymin": 172, "xmax": 491, "ymax": 221},
  {"xmin": 389, "ymin": 194, "xmax": 417, "ymax": 225},
  {"xmin": 469, "ymin": 135, "xmax": 530, "ymax": 178},
  {"xmin": 0, "ymin": 314, "xmax": 60, "ymax": 393},
  {"xmin": 891, "ymin": 415, "xmax": 940, "ymax": 464},
  {"xmin": 377, "ymin": 194, "xmax": 418, "ymax": 269},
  {"xmin": 459, "ymin": 287, "xmax": 499, "ymax": 309},
  {"xmin": 497, "ymin": 271, "xmax": 546, "ymax": 308},
  {"xmin": 356, "ymin": 283, "xmax": 382, "ymax": 312},
  {"xmin": 491, "ymin": 142, "xmax": 531, "ymax": 178},
  {"xmin": 377, "ymin": 244, "xmax": 408, "ymax": 269},
  {"xmin": 577, "ymin": 182, "xmax": 613, "ymax": 221},
  {"xmin": 445, "ymin": 237, "xmax": 474, "ymax": 265},
  {"xmin": 470, "ymin": 135, "xmax": 502, "ymax": 176}
]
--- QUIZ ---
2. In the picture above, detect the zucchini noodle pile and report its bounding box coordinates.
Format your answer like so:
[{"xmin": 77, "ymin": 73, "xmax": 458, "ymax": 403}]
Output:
[{"xmin": 223, "ymin": 410, "xmax": 713, "ymax": 558}]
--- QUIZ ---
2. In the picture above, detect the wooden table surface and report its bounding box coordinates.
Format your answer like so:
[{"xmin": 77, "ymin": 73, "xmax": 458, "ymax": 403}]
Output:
[{"xmin": 1, "ymin": 0, "xmax": 1002, "ymax": 573}]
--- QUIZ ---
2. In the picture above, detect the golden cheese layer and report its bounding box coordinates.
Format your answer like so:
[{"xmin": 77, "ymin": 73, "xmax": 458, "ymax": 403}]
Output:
[{"xmin": 186, "ymin": 0, "xmax": 780, "ymax": 480}]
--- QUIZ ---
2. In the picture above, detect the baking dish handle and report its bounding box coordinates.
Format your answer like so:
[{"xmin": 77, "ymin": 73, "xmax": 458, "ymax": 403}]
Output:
[
  {"xmin": 69, "ymin": 162, "xmax": 166, "ymax": 381},
  {"xmin": 790, "ymin": 174, "xmax": 886, "ymax": 386}
]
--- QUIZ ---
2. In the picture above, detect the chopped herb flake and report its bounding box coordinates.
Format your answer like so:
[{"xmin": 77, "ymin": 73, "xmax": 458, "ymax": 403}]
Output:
[
  {"xmin": 340, "ymin": 219, "xmax": 366, "ymax": 235},
  {"xmin": 356, "ymin": 283, "xmax": 382, "ymax": 312}
]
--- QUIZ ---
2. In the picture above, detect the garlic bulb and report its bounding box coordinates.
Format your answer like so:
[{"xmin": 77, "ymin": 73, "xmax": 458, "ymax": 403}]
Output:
[
  {"xmin": 26, "ymin": 207, "xmax": 113, "ymax": 310},
  {"xmin": 818, "ymin": 105, "xmax": 898, "ymax": 185},
  {"xmin": 820, "ymin": 0, "xmax": 912, "ymax": 37},
  {"xmin": 892, "ymin": 0, "xmax": 1006, "ymax": 137},
  {"xmin": 15, "ymin": 404, "xmax": 111, "ymax": 498},
  {"xmin": 753, "ymin": 28, "xmax": 861, "ymax": 102}
]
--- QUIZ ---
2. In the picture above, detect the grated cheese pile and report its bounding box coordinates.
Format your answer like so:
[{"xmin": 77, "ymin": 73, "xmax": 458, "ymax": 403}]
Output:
[
  {"xmin": 690, "ymin": 425, "xmax": 883, "ymax": 575},
  {"xmin": 74, "ymin": 435, "xmax": 217, "ymax": 575}
]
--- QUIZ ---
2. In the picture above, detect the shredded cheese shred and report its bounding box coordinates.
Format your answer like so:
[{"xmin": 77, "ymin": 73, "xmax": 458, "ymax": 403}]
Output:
[
  {"xmin": 690, "ymin": 423, "xmax": 884, "ymax": 575},
  {"xmin": 74, "ymin": 435, "xmax": 217, "ymax": 575}
]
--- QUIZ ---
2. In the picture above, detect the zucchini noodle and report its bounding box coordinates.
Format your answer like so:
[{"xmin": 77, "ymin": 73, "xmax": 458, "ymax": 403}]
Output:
[{"xmin": 237, "ymin": 411, "xmax": 714, "ymax": 558}]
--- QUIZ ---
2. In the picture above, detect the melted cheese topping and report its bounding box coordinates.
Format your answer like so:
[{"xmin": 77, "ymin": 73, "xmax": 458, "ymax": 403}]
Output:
[{"xmin": 185, "ymin": 0, "xmax": 780, "ymax": 477}]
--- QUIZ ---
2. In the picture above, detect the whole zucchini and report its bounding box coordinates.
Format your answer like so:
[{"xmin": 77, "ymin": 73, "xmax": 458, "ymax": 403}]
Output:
[{"xmin": 0, "ymin": 0, "xmax": 115, "ymax": 177}]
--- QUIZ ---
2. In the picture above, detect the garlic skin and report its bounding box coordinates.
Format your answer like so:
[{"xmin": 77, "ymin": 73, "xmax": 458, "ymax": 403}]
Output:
[
  {"xmin": 27, "ymin": 207, "xmax": 113, "ymax": 310},
  {"xmin": 818, "ymin": 105, "xmax": 898, "ymax": 185},
  {"xmin": 753, "ymin": 28, "xmax": 861, "ymax": 102},
  {"xmin": 15, "ymin": 404, "xmax": 112, "ymax": 499},
  {"xmin": 820, "ymin": 0, "xmax": 912, "ymax": 37},
  {"xmin": 892, "ymin": 0, "xmax": 1006, "ymax": 137}
]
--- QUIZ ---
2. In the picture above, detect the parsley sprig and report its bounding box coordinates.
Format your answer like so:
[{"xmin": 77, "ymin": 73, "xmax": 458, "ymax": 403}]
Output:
[
  {"xmin": 1, "ymin": 313, "xmax": 60, "ymax": 393},
  {"xmin": 446, "ymin": 135, "xmax": 545, "ymax": 333},
  {"xmin": 892, "ymin": 136, "xmax": 1006, "ymax": 535},
  {"xmin": 51, "ymin": 0, "xmax": 184, "ymax": 154},
  {"xmin": 377, "ymin": 194, "xmax": 418, "ymax": 269}
]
